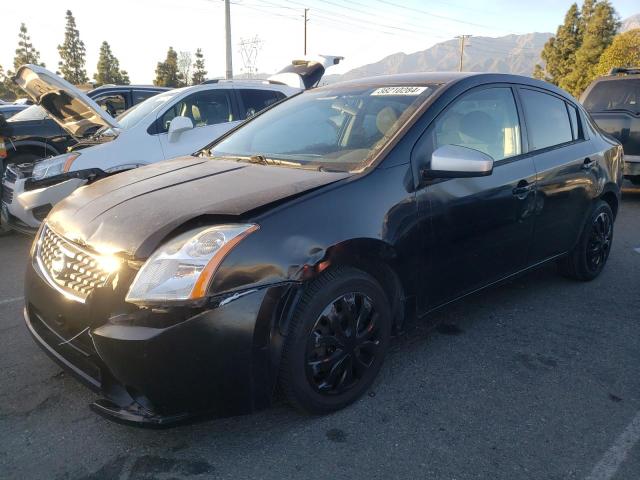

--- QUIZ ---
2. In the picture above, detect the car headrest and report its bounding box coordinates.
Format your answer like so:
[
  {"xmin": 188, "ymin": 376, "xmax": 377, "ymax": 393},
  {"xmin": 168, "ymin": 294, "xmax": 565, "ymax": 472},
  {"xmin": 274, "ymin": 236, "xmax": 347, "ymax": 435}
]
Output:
[{"xmin": 376, "ymin": 106, "xmax": 398, "ymax": 136}]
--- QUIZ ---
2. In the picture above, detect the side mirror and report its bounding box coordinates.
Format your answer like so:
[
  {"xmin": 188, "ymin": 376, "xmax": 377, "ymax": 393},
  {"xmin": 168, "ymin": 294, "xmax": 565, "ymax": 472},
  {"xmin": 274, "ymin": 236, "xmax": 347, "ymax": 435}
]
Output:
[
  {"xmin": 167, "ymin": 116, "xmax": 194, "ymax": 142},
  {"xmin": 423, "ymin": 144, "xmax": 494, "ymax": 179}
]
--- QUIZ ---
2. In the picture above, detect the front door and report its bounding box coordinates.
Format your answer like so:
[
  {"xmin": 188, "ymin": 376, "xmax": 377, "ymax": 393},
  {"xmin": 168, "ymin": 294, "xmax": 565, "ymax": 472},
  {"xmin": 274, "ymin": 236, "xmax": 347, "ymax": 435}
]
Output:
[
  {"xmin": 414, "ymin": 85, "xmax": 537, "ymax": 310},
  {"xmin": 157, "ymin": 89, "xmax": 242, "ymax": 160}
]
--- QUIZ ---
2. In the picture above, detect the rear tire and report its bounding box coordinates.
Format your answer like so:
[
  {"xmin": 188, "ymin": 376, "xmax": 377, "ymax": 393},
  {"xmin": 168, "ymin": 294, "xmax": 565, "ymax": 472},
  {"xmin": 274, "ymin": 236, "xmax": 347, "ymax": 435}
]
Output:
[
  {"xmin": 279, "ymin": 266, "xmax": 392, "ymax": 414},
  {"xmin": 557, "ymin": 200, "xmax": 614, "ymax": 281}
]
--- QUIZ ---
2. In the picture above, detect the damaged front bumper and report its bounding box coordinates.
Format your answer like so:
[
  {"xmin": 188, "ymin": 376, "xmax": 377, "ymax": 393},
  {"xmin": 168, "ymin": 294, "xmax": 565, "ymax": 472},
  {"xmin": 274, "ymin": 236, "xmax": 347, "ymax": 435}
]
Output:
[
  {"xmin": 2, "ymin": 165, "xmax": 87, "ymax": 233},
  {"xmin": 24, "ymin": 259, "xmax": 297, "ymax": 427}
]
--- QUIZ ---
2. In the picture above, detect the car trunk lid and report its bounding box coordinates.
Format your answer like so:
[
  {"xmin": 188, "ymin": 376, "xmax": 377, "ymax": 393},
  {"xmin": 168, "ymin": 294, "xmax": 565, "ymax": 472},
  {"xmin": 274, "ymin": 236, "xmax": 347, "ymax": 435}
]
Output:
[{"xmin": 268, "ymin": 55, "xmax": 343, "ymax": 89}]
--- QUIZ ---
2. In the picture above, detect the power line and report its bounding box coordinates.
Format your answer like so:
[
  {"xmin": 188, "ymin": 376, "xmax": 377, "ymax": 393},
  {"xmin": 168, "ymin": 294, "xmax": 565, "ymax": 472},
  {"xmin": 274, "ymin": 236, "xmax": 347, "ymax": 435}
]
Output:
[{"xmin": 371, "ymin": 0, "xmax": 518, "ymax": 33}]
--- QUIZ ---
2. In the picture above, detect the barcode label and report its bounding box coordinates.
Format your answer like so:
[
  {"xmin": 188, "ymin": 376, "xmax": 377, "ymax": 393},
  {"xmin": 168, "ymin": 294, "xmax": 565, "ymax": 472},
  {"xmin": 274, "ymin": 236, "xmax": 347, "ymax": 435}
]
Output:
[{"xmin": 371, "ymin": 86, "xmax": 427, "ymax": 96}]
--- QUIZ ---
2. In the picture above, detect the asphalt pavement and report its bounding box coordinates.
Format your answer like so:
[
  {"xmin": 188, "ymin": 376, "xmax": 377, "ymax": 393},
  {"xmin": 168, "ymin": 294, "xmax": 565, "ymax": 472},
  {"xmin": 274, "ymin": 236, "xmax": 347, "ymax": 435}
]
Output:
[{"xmin": 1, "ymin": 183, "xmax": 639, "ymax": 480}]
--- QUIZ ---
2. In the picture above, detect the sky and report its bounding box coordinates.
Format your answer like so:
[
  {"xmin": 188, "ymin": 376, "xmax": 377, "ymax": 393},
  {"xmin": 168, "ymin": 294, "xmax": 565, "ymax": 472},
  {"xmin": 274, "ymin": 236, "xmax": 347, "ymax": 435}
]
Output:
[{"xmin": 0, "ymin": 0, "xmax": 638, "ymax": 84}]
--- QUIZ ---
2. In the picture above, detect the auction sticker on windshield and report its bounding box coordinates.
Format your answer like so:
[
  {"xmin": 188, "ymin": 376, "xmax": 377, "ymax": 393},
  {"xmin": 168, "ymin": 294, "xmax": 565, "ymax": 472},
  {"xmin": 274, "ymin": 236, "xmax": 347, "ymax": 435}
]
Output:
[{"xmin": 371, "ymin": 86, "xmax": 427, "ymax": 96}]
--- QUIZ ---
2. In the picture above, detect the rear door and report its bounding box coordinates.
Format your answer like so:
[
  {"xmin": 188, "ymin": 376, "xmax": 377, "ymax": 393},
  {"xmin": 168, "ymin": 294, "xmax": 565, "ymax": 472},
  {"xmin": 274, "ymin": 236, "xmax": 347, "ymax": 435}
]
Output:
[
  {"xmin": 414, "ymin": 85, "xmax": 537, "ymax": 309},
  {"xmin": 517, "ymin": 87, "xmax": 597, "ymax": 262},
  {"xmin": 156, "ymin": 87, "xmax": 242, "ymax": 159}
]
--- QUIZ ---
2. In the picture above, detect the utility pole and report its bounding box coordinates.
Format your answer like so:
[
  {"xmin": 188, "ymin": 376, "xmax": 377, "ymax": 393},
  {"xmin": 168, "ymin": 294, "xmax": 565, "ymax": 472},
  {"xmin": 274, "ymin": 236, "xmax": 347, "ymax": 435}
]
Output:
[
  {"xmin": 303, "ymin": 8, "xmax": 309, "ymax": 55},
  {"xmin": 225, "ymin": 0, "xmax": 233, "ymax": 79},
  {"xmin": 456, "ymin": 35, "xmax": 471, "ymax": 72}
]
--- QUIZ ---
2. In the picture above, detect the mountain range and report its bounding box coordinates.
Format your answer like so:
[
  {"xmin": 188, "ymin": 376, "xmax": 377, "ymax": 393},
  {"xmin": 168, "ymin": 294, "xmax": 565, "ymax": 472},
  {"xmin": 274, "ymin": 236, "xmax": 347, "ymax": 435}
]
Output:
[{"xmin": 323, "ymin": 13, "xmax": 639, "ymax": 84}]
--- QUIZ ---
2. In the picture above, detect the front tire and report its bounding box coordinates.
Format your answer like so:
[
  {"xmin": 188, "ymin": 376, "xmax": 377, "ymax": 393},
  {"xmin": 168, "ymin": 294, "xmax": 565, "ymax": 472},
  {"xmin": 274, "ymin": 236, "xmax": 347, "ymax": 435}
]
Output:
[
  {"xmin": 279, "ymin": 266, "xmax": 391, "ymax": 414},
  {"xmin": 558, "ymin": 200, "xmax": 614, "ymax": 281}
]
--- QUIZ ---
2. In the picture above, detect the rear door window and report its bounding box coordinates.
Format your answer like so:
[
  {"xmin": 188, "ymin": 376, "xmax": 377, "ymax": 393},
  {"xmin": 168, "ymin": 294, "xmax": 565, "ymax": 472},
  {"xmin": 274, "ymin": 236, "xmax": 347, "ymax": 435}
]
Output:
[
  {"xmin": 133, "ymin": 90, "xmax": 161, "ymax": 105},
  {"xmin": 159, "ymin": 90, "xmax": 234, "ymax": 132},
  {"xmin": 582, "ymin": 79, "xmax": 640, "ymax": 114},
  {"xmin": 238, "ymin": 89, "xmax": 286, "ymax": 118},
  {"xmin": 520, "ymin": 89, "xmax": 573, "ymax": 151},
  {"xmin": 93, "ymin": 93, "xmax": 127, "ymax": 117}
]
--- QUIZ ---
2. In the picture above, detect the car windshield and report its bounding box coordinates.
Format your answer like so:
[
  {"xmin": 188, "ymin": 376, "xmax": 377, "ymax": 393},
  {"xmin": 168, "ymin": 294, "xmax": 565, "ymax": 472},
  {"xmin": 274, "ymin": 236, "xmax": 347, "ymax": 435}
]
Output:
[
  {"xmin": 116, "ymin": 90, "xmax": 179, "ymax": 130},
  {"xmin": 210, "ymin": 84, "xmax": 439, "ymax": 172},
  {"xmin": 583, "ymin": 79, "xmax": 640, "ymax": 114},
  {"xmin": 7, "ymin": 105, "xmax": 48, "ymax": 122}
]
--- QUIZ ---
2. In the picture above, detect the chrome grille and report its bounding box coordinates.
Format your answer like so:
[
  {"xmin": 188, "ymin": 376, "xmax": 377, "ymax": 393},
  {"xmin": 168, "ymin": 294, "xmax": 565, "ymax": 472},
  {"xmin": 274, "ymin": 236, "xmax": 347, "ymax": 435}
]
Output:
[
  {"xmin": 36, "ymin": 225, "xmax": 111, "ymax": 302},
  {"xmin": 1, "ymin": 185, "xmax": 12, "ymax": 204}
]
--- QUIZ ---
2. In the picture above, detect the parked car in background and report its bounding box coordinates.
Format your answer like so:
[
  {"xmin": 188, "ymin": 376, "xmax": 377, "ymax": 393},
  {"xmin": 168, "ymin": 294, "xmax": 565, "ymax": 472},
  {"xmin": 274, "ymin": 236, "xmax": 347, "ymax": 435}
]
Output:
[
  {"xmin": 581, "ymin": 67, "xmax": 640, "ymax": 184},
  {"xmin": 0, "ymin": 84, "xmax": 170, "ymax": 170},
  {"xmin": 0, "ymin": 103, "xmax": 29, "ymax": 120},
  {"xmin": 23, "ymin": 73, "xmax": 623, "ymax": 426},
  {"xmin": 1, "ymin": 56, "xmax": 342, "ymax": 233}
]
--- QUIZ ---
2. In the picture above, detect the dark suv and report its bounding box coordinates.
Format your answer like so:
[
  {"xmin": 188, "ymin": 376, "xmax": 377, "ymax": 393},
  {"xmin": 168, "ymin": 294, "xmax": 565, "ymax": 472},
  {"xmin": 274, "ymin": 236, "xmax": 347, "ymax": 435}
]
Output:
[
  {"xmin": 0, "ymin": 85, "xmax": 169, "ymax": 171},
  {"xmin": 581, "ymin": 67, "xmax": 640, "ymax": 184}
]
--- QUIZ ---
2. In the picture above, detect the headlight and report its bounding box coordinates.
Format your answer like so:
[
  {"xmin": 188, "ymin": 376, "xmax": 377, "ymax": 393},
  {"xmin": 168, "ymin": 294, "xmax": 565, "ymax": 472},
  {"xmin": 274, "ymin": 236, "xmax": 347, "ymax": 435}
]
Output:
[
  {"xmin": 32, "ymin": 152, "xmax": 80, "ymax": 180},
  {"xmin": 125, "ymin": 224, "xmax": 258, "ymax": 304}
]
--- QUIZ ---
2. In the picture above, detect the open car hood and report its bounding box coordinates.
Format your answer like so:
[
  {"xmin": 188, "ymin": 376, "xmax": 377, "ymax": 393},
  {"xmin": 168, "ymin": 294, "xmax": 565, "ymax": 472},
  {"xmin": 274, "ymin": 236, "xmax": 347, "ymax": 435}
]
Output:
[
  {"xmin": 13, "ymin": 64, "xmax": 120, "ymax": 137},
  {"xmin": 47, "ymin": 156, "xmax": 349, "ymax": 258},
  {"xmin": 268, "ymin": 54, "xmax": 343, "ymax": 90}
]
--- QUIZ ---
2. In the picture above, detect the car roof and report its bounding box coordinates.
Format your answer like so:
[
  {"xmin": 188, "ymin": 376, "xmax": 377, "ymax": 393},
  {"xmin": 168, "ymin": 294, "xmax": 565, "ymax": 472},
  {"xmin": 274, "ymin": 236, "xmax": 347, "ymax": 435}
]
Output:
[
  {"xmin": 89, "ymin": 85, "xmax": 171, "ymax": 92},
  {"xmin": 319, "ymin": 72, "xmax": 578, "ymax": 101}
]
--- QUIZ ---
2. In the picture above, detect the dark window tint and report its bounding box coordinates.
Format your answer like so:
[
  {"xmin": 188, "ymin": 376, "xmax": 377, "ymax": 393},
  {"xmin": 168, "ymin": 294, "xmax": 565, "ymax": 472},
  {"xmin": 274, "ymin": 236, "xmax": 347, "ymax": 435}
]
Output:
[
  {"xmin": 94, "ymin": 93, "xmax": 127, "ymax": 117},
  {"xmin": 238, "ymin": 89, "xmax": 286, "ymax": 118},
  {"xmin": 567, "ymin": 103, "xmax": 580, "ymax": 140},
  {"xmin": 432, "ymin": 87, "xmax": 521, "ymax": 161},
  {"xmin": 160, "ymin": 90, "xmax": 233, "ymax": 132},
  {"xmin": 520, "ymin": 89, "xmax": 573, "ymax": 151},
  {"xmin": 583, "ymin": 79, "xmax": 640, "ymax": 114},
  {"xmin": 133, "ymin": 90, "xmax": 161, "ymax": 105}
]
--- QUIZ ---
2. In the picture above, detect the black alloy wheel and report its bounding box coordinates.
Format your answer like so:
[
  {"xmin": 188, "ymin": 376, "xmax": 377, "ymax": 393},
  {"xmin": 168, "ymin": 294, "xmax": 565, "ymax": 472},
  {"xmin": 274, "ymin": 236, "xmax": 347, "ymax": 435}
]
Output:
[
  {"xmin": 558, "ymin": 200, "xmax": 614, "ymax": 281},
  {"xmin": 305, "ymin": 292, "xmax": 381, "ymax": 395},
  {"xmin": 280, "ymin": 266, "xmax": 391, "ymax": 414},
  {"xmin": 586, "ymin": 211, "xmax": 612, "ymax": 272}
]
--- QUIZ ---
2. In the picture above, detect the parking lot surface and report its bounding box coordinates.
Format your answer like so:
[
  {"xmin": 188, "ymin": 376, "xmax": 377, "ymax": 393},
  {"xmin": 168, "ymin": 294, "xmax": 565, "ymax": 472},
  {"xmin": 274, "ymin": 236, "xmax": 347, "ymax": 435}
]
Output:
[{"xmin": 1, "ymin": 183, "xmax": 639, "ymax": 480}]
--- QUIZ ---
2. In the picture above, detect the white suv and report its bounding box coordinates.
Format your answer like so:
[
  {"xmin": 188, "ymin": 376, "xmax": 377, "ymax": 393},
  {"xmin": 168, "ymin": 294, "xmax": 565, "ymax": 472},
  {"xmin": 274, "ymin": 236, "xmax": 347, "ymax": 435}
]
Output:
[{"xmin": 1, "ymin": 56, "xmax": 342, "ymax": 233}]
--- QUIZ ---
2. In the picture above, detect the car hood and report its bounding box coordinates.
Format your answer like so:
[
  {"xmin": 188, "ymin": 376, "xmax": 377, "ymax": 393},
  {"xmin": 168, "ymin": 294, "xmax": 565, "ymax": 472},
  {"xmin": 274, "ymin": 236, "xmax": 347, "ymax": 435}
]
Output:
[
  {"xmin": 13, "ymin": 65, "xmax": 120, "ymax": 137},
  {"xmin": 47, "ymin": 156, "xmax": 349, "ymax": 258}
]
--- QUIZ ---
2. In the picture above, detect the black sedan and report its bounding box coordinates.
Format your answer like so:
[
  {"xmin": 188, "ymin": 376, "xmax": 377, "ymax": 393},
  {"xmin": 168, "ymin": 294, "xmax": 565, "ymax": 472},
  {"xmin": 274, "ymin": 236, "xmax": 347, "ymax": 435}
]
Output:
[{"xmin": 24, "ymin": 73, "xmax": 623, "ymax": 426}]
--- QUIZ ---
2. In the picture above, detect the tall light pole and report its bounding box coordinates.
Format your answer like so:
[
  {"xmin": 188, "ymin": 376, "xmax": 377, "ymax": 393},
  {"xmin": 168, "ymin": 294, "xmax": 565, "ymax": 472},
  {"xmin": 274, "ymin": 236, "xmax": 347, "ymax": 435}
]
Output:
[
  {"xmin": 225, "ymin": 0, "xmax": 233, "ymax": 79},
  {"xmin": 303, "ymin": 8, "xmax": 309, "ymax": 55},
  {"xmin": 456, "ymin": 35, "xmax": 471, "ymax": 72}
]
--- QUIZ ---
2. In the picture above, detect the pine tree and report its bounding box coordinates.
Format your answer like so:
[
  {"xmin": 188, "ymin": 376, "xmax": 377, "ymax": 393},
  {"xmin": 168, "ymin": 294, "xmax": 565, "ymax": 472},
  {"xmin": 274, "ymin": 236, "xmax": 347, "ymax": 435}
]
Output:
[
  {"xmin": 534, "ymin": 4, "xmax": 581, "ymax": 84},
  {"xmin": 564, "ymin": 0, "xmax": 619, "ymax": 95},
  {"xmin": 13, "ymin": 23, "xmax": 45, "ymax": 70},
  {"xmin": 57, "ymin": 10, "xmax": 88, "ymax": 85},
  {"xmin": 0, "ymin": 64, "xmax": 15, "ymax": 101},
  {"xmin": 154, "ymin": 47, "xmax": 184, "ymax": 87},
  {"xmin": 191, "ymin": 48, "xmax": 207, "ymax": 84},
  {"xmin": 594, "ymin": 29, "xmax": 640, "ymax": 76},
  {"xmin": 94, "ymin": 41, "xmax": 130, "ymax": 86}
]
